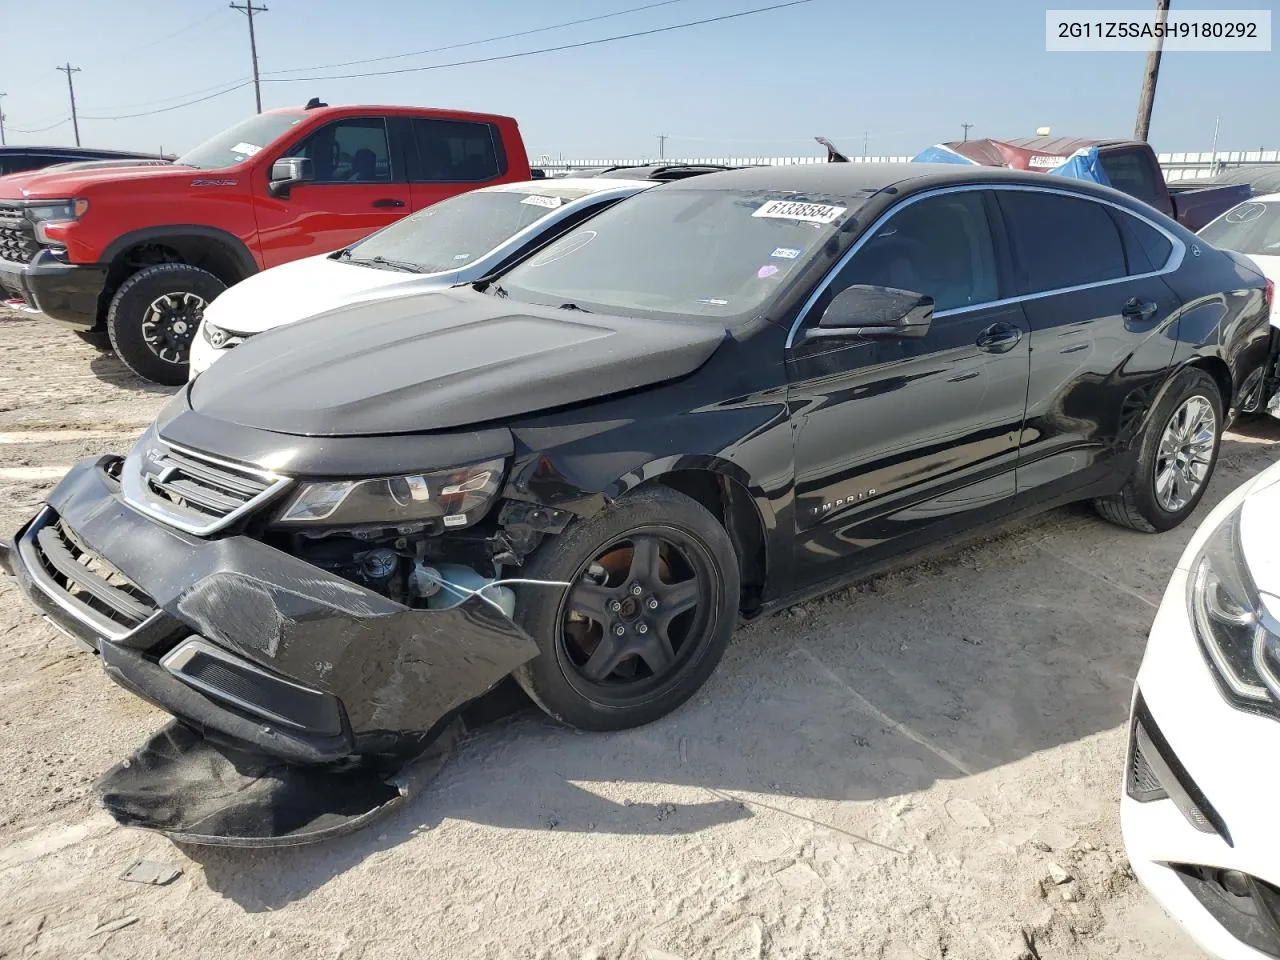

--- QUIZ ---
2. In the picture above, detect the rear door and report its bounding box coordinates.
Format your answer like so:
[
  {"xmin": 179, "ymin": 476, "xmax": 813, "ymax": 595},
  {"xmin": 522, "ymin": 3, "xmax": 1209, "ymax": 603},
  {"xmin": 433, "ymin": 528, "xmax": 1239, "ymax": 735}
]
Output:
[
  {"xmin": 994, "ymin": 187, "xmax": 1182, "ymax": 501},
  {"xmin": 406, "ymin": 117, "xmax": 511, "ymax": 212},
  {"xmin": 252, "ymin": 115, "xmax": 413, "ymax": 267}
]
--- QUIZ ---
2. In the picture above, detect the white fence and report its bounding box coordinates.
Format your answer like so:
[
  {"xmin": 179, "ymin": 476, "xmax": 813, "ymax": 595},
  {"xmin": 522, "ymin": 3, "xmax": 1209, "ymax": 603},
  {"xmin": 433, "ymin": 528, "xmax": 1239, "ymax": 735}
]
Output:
[{"xmin": 534, "ymin": 150, "xmax": 1280, "ymax": 182}]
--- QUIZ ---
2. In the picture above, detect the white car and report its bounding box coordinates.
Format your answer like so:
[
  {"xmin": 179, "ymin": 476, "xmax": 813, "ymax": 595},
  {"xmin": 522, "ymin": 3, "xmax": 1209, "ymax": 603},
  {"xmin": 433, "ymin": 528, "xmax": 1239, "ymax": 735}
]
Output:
[
  {"xmin": 1122, "ymin": 454, "xmax": 1280, "ymax": 959},
  {"xmin": 1199, "ymin": 195, "xmax": 1280, "ymax": 415},
  {"xmin": 188, "ymin": 177, "xmax": 654, "ymax": 378}
]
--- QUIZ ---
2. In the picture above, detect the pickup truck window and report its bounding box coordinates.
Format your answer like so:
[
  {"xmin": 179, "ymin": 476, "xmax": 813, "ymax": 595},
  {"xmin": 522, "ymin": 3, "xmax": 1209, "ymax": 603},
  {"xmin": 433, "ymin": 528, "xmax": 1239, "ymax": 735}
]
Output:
[
  {"xmin": 1098, "ymin": 149, "xmax": 1165, "ymax": 208},
  {"xmin": 998, "ymin": 191, "xmax": 1126, "ymax": 293},
  {"xmin": 291, "ymin": 118, "xmax": 393, "ymax": 183},
  {"xmin": 412, "ymin": 119, "xmax": 502, "ymax": 182},
  {"xmin": 1200, "ymin": 201, "xmax": 1280, "ymax": 257},
  {"xmin": 176, "ymin": 111, "xmax": 307, "ymax": 169},
  {"xmin": 1112, "ymin": 209, "xmax": 1174, "ymax": 274}
]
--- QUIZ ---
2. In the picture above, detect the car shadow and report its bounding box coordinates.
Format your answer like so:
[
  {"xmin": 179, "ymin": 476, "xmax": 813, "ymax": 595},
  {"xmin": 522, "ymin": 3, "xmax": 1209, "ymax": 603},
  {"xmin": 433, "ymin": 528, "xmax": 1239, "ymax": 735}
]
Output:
[
  {"xmin": 87, "ymin": 351, "xmax": 181, "ymax": 395},
  {"xmin": 186, "ymin": 432, "xmax": 1277, "ymax": 910}
]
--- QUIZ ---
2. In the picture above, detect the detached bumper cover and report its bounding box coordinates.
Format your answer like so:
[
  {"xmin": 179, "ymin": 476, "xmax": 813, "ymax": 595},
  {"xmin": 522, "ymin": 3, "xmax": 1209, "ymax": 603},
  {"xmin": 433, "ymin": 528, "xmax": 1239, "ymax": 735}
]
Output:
[
  {"xmin": 6, "ymin": 456, "xmax": 540, "ymax": 762},
  {"xmin": 0, "ymin": 249, "xmax": 107, "ymax": 327}
]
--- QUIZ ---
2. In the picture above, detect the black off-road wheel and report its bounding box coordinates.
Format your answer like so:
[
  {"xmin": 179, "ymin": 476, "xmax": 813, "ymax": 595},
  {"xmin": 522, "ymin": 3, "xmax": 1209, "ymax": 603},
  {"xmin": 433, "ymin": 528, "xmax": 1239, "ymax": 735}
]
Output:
[
  {"xmin": 513, "ymin": 486, "xmax": 740, "ymax": 731},
  {"xmin": 107, "ymin": 263, "xmax": 226, "ymax": 385},
  {"xmin": 1094, "ymin": 367, "xmax": 1223, "ymax": 533}
]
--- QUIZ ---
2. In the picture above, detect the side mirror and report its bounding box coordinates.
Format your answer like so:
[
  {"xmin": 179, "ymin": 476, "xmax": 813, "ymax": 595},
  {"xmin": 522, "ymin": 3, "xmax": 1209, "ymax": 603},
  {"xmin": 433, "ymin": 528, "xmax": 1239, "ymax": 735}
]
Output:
[
  {"xmin": 268, "ymin": 156, "xmax": 314, "ymax": 198},
  {"xmin": 808, "ymin": 284, "xmax": 934, "ymax": 340}
]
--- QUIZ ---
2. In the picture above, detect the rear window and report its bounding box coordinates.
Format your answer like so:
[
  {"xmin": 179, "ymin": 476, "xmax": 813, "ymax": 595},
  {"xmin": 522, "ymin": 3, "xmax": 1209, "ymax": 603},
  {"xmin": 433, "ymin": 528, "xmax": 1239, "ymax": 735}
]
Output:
[
  {"xmin": 1200, "ymin": 201, "xmax": 1280, "ymax": 257},
  {"xmin": 997, "ymin": 191, "xmax": 1126, "ymax": 294}
]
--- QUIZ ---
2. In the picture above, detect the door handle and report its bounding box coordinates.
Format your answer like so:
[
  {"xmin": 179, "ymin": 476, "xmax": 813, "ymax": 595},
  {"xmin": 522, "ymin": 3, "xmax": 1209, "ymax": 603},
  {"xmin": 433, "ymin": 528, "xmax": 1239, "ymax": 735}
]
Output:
[
  {"xmin": 1122, "ymin": 297, "xmax": 1159, "ymax": 322},
  {"xmin": 975, "ymin": 322, "xmax": 1023, "ymax": 354},
  {"xmin": 372, "ymin": 198, "xmax": 405, "ymax": 208}
]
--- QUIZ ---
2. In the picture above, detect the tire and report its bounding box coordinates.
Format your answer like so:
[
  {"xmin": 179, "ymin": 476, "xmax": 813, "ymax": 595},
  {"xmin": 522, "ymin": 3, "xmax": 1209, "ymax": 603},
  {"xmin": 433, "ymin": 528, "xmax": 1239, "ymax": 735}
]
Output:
[
  {"xmin": 1094, "ymin": 367, "xmax": 1223, "ymax": 533},
  {"xmin": 512, "ymin": 486, "xmax": 740, "ymax": 731},
  {"xmin": 107, "ymin": 263, "xmax": 226, "ymax": 385}
]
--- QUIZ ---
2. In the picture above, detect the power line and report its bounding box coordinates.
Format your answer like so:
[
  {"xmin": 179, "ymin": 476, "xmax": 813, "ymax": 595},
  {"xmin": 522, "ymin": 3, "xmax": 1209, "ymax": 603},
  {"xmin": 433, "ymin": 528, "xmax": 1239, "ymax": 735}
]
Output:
[
  {"xmin": 262, "ymin": 0, "xmax": 695, "ymax": 76},
  {"xmin": 135, "ymin": 7, "xmax": 226, "ymax": 52},
  {"xmin": 263, "ymin": 0, "xmax": 820, "ymax": 83},
  {"xmin": 5, "ymin": 117, "xmax": 71, "ymax": 135},
  {"xmin": 79, "ymin": 80, "xmax": 253, "ymax": 121},
  {"xmin": 56, "ymin": 63, "xmax": 82, "ymax": 146},
  {"xmin": 230, "ymin": 1, "xmax": 268, "ymax": 113}
]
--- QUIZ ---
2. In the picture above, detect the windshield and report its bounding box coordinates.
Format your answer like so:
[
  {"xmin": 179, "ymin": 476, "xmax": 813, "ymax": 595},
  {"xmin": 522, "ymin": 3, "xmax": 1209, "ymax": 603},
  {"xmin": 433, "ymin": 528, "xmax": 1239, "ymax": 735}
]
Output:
[
  {"xmin": 176, "ymin": 111, "xmax": 308, "ymax": 169},
  {"xmin": 495, "ymin": 187, "xmax": 856, "ymax": 318},
  {"xmin": 345, "ymin": 186, "xmax": 597, "ymax": 274},
  {"xmin": 1200, "ymin": 201, "xmax": 1280, "ymax": 257}
]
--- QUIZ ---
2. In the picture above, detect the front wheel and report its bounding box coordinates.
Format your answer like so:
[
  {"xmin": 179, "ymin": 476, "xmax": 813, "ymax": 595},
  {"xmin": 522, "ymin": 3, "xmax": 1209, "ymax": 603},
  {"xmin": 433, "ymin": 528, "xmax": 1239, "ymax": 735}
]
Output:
[
  {"xmin": 1094, "ymin": 367, "xmax": 1223, "ymax": 532},
  {"xmin": 107, "ymin": 263, "xmax": 226, "ymax": 385},
  {"xmin": 513, "ymin": 486, "xmax": 740, "ymax": 731}
]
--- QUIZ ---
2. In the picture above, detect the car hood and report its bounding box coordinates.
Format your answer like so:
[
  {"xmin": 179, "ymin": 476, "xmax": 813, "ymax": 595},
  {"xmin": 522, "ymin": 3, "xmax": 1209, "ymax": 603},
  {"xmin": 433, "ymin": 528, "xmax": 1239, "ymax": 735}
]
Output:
[
  {"xmin": 188, "ymin": 288, "xmax": 727, "ymax": 437},
  {"xmin": 201, "ymin": 254, "xmax": 457, "ymax": 335},
  {"xmin": 0, "ymin": 162, "xmax": 196, "ymax": 198}
]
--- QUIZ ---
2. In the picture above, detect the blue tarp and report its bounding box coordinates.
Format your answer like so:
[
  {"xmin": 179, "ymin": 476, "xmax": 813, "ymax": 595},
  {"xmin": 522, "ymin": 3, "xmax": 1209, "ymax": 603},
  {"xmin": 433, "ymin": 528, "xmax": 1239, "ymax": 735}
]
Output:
[
  {"xmin": 1048, "ymin": 147, "xmax": 1112, "ymax": 187},
  {"xmin": 910, "ymin": 145, "xmax": 978, "ymax": 165}
]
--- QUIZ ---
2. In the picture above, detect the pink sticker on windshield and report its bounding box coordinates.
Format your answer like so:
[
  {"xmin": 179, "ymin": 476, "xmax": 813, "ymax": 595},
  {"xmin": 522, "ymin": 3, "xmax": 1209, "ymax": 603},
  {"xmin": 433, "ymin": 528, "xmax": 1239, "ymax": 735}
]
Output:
[{"xmin": 757, "ymin": 264, "xmax": 779, "ymax": 278}]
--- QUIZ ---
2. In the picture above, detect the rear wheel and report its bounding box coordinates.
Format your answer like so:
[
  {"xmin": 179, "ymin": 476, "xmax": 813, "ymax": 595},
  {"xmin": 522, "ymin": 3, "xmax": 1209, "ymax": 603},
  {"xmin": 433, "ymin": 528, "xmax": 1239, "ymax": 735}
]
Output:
[
  {"xmin": 513, "ymin": 487, "xmax": 739, "ymax": 731},
  {"xmin": 107, "ymin": 263, "xmax": 225, "ymax": 385},
  {"xmin": 1094, "ymin": 367, "xmax": 1223, "ymax": 532}
]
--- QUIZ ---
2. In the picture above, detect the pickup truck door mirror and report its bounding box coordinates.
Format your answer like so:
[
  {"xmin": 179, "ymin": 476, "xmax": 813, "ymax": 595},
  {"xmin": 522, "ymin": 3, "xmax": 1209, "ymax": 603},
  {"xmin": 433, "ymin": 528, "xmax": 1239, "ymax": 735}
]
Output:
[
  {"xmin": 268, "ymin": 157, "xmax": 314, "ymax": 198},
  {"xmin": 807, "ymin": 284, "xmax": 934, "ymax": 340}
]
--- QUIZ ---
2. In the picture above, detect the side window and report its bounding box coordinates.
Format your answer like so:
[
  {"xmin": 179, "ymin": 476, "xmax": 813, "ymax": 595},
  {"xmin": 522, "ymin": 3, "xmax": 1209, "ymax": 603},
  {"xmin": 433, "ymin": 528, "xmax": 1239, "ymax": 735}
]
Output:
[
  {"xmin": 1112, "ymin": 209, "xmax": 1174, "ymax": 274},
  {"xmin": 413, "ymin": 119, "xmax": 502, "ymax": 182},
  {"xmin": 290, "ymin": 118, "xmax": 392, "ymax": 183},
  {"xmin": 1097, "ymin": 149, "xmax": 1164, "ymax": 207},
  {"xmin": 997, "ymin": 191, "xmax": 1125, "ymax": 294},
  {"xmin": 826, "ymin": 191, "xmax": 999, "ymax": 313}
]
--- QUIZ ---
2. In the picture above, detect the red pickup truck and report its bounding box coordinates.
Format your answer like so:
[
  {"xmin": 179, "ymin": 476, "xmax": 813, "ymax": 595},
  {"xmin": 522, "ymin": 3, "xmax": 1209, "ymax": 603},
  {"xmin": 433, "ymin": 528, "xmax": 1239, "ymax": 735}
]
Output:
[{"xmin": 0, "ymin": 101, "xmax": 530, "ymax": 383}]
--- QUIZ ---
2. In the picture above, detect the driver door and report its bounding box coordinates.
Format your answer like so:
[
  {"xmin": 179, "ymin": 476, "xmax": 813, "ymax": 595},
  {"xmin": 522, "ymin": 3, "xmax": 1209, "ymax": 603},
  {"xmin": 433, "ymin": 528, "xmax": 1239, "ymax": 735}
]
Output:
[{"xmin": 786, "ymin": 188, "xmax": 1031, "ymax": 576}]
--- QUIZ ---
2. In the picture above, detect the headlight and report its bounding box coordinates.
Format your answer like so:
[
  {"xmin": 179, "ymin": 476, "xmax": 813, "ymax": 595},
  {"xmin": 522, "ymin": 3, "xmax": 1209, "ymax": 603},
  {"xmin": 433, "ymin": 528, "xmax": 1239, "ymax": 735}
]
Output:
[
  {"xmin": 276, "ymin": 459, "xmax": 505, "ymax": 529},
  {"xmin": 1188, "ymin": 506, "xmax": 1280, "ymax": 707},
  {"xmin": 201, "ymin": 321, "xmax": 245, "ymax": 350},
  {"xmin": 27, "ymin": 198, "xmax": 89, "ymax": 243}
]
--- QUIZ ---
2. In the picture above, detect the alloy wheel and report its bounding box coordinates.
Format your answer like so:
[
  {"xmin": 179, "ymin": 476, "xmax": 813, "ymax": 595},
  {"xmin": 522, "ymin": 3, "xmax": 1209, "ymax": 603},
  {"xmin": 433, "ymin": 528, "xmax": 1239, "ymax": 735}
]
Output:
[
  {"xmin": 1153, "ymin": 394, "xmax": 1216, "ymax": 513},
  {"xmin": 141, "ymin": 292, "xmax": 207, "ymax": 365}
]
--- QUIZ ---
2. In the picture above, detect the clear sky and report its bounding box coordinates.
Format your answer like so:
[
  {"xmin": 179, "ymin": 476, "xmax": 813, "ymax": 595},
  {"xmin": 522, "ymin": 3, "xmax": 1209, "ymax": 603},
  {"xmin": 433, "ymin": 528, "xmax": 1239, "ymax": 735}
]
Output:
[{"xmin": 1, "ymin": 0, "xmax": 1275, "ymax": 162}]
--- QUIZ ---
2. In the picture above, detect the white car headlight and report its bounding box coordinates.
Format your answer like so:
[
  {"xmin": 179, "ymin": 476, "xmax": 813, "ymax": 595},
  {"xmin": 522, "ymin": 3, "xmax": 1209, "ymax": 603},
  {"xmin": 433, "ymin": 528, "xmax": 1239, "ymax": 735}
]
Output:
[
  {"xmin": 275, "ymin": 459, "xmax": 506, "ymax": 530},
  {"xmin": 1188, "ymin": 505, "xmax": 1280, "ymax": 708}
]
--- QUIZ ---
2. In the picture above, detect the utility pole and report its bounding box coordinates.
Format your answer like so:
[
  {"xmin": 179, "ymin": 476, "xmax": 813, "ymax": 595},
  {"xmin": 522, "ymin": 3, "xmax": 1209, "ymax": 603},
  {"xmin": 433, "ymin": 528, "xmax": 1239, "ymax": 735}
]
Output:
[
  {"xmin": 862, "ymin": 131, "xmax": 868, "ymax": 157},
  {"xmin": 1134, "ymin": 0, "xmax": 1171, "ymax": 141},
  {"xmin": 961, "ymin": 122, "xmax": 973, "ymax": 142},
  {"xmin": 657, "ymin": 133, "xmax": 668, "ymax": 160},
  {"xmin": 230, "ymin": 1, "xmax": 268, "ymax": 113},
  {"xmin": 0, "ymin": 94, "xmax": 7, "ymax": 147},
  {"xmin": 56, "ymin": 64, "xmax": 81, "ymax": 146}
]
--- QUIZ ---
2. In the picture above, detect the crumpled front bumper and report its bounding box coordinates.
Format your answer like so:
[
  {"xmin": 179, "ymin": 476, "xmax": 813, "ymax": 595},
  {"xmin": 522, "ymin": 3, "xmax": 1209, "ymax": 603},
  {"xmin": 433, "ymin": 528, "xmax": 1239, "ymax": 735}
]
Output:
[{"xmin": 2, "ymin": 455, "xmax": 539, "ymax": 766}]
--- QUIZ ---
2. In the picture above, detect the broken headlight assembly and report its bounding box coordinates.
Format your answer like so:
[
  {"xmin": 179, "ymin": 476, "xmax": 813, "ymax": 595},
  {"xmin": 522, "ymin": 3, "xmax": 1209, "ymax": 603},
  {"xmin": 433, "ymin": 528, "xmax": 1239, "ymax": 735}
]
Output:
[
  {"xmin": 275, "ymin": 459, "xmax": 506, "ymax": 530},
  {"xmin": 1188, "ymin": 506, "xmax": 1280, "ymax": 713}
]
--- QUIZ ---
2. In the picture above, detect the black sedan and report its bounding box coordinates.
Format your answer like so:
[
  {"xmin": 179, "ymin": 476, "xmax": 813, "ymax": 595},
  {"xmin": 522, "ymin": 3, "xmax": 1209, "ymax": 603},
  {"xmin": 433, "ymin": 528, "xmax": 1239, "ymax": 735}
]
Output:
[{"xmin": 2, "ymin": 163, "xmax": 1272, "ymax": 843}]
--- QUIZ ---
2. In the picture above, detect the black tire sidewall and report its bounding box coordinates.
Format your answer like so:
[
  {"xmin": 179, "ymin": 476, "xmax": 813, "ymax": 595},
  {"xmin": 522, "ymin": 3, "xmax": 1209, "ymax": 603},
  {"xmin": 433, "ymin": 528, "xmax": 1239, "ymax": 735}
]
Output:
[
  {"xmin": 1130, "ymin": 368, "xmax": 1224, "ymax": 531},
  {"xmin": 514, "ymin": 487, "xmax": 740, "ymax": 731},
  {"xmin": 107, "ymin": 264, "xmax": 226, "ymax": 385}
]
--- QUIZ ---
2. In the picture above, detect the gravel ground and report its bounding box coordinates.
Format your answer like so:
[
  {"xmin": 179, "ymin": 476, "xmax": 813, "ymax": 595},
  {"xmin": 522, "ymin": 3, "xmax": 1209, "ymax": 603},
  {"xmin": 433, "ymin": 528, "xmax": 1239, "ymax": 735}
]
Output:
[{"xmin": 2, "ymin": 307, "xmax": 1276, "ymax": 960}]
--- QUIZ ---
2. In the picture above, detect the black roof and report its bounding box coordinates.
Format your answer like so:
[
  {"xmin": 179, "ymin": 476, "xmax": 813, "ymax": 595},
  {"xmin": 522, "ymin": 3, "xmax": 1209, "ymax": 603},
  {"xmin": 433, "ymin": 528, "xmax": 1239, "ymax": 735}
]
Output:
[{"xmin": 0, "ymin": 145, "xmax": 168, "ymax": 160}]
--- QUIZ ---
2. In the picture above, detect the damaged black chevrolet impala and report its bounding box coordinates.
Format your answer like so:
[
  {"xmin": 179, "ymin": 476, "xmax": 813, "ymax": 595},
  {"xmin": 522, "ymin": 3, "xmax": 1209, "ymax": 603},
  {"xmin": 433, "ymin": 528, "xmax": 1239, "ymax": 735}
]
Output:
[{"xmin": 2, "ymin": 164, "xmax": 1273, "ymax": 844}]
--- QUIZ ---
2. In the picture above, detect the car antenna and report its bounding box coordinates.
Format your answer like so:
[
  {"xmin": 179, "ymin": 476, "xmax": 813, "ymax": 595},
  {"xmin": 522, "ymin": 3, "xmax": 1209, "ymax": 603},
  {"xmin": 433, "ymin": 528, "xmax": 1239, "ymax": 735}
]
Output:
[{"xmin": 304, "ymin": 97, "xmax": 328, "ymax": 109}]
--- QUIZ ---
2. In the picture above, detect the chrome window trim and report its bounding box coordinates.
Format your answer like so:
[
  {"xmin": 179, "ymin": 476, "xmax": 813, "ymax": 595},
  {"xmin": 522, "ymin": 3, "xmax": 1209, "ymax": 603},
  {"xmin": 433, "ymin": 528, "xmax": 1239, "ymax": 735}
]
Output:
[
  {"xmin": 161, "ymin": 637, "xmax": 323, "ymax": 731},
  {"xmin": 121, "ymin": 433, "xmax": 294, "ymax": 537},
  {"xmin": 785, "ymin": 182, "xmax": 1187, "ymax": 348},
  {"xmin": 17, "ymin": 507, "xmax": 165, "ymax": 643}
]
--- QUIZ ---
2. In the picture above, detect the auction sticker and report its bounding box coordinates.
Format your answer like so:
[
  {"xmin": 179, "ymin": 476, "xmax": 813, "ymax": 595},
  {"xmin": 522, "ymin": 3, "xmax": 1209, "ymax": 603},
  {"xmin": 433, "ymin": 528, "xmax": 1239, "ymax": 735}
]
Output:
[
  {"xmin": 753, "ymin": 200, "xmax": 847, "ymax": 224},
  {"xmin": 771, "ymin": 247, "xmax": 802, "ymax": 259},
  {"xmin": 521, "ymin": 195, "xmax": 563, "ymax": 209},
  {"xmin": 230, "ymin": 142, "xmax": 262, "ymax": 156}
]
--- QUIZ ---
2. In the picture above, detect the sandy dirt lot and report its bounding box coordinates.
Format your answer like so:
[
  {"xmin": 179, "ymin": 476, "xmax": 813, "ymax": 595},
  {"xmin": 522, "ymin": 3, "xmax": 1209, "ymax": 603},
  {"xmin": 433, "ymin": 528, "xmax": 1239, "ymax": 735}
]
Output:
[{"xmin": 1, "ymin": 307, "xmax": 1276, "ymax": 960}]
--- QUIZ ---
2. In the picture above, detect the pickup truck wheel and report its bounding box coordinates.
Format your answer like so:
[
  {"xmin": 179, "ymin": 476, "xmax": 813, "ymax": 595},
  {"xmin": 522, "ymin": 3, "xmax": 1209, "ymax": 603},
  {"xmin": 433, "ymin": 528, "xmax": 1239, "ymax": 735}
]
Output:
[
  {"xmin": 107, "ymin": 263, "xmax": 226, "ymax": 385},
  {"xmin": 512, "ymin": 487, "xmax": 740, "ymax": 732}
]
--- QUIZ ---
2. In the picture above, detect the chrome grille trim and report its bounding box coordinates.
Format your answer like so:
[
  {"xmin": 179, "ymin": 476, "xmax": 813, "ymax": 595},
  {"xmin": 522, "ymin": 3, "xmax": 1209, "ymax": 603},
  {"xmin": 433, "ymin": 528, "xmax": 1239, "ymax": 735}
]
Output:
[{"xmin": 121, "ymin": 436, "xmax": 292, "ymax": 536}]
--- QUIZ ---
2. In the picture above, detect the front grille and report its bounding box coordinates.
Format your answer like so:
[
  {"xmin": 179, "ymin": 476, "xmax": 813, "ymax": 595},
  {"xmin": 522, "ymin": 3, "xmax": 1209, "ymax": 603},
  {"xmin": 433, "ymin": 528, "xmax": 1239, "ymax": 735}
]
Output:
[
  {"xmin": 23, "ymin": 513, "xmax": 159, "ymax": 640},
  {"xmin": 125, "ymin": 440, "xmax": 291, "ymax": 536},
  {"xmin": 1127, "ymin": 737, "xmax": 1166, "ymax": 800},
  {"xmin": 0, "ymin": 203, "xmax": 39, "ymax": 265}
]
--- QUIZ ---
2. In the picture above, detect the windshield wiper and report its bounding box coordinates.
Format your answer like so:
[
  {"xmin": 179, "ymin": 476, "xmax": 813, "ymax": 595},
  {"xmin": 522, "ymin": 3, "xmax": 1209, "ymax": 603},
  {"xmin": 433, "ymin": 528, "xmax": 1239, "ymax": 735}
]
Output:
[
  {"xmin": 558, "ymin": 302, "xmax": 590, "ymax": 313},
  {"xmin": 342, "ymin": 255, "xmax": 424, "ymax": 273}
]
